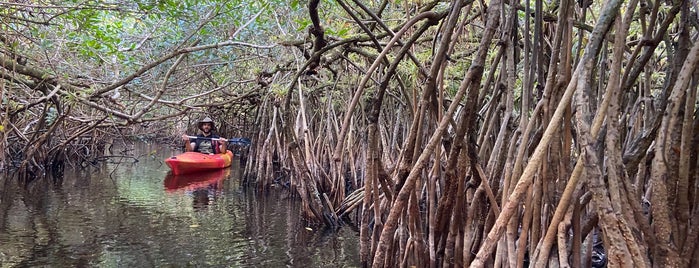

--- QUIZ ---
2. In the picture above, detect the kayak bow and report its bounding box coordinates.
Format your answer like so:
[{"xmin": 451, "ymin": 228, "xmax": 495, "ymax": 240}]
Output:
[{"xmin": 165, "ymin": 150, "xmax": 233, "ymax": 175}]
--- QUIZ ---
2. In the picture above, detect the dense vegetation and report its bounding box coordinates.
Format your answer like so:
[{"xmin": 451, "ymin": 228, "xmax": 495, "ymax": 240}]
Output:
[{"xmin": 1, "ymin": 0, "xmax": 697, "ymax": 267}]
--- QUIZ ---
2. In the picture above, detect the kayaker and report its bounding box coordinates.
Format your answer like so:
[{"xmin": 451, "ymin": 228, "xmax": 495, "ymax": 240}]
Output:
[{"xmin": 181, "ymin": 117, "xmax": 228, "ymax": 154}]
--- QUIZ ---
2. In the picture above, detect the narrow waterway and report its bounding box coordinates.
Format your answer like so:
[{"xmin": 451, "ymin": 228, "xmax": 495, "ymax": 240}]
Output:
[{"xmin": 0, "ymin": 143, "xmax": 360, "ymax": 267}]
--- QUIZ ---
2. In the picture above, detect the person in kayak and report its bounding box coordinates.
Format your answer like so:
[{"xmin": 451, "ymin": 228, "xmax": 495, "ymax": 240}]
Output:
[{"xmin": 181, "ymin": 117, "xmax": 228, "ymax": 154}]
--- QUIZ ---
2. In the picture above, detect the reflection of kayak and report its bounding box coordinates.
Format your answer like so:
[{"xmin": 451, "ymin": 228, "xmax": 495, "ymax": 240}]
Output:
[
  {"xmin": 165, "ymin": 150, "xmax": 233, "ymax": 175},
  {"xmin": 163, "ymin": 168, "xmax": 230, "ymax": 192}
]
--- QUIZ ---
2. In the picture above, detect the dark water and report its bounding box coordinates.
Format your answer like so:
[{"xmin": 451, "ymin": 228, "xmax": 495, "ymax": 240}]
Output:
[{"xmin": 0, "ymin": 144, "xmax": 360, "ymax": 267}]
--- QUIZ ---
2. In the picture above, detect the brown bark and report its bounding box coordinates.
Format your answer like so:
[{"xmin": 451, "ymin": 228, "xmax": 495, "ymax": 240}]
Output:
[{"xmin": 649, "ymin": 26, "xmax": 699, "ymax": 267}]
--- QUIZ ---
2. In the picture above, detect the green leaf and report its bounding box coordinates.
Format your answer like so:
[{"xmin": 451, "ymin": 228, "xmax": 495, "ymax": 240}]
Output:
[{"xmin": 295, "ymin": 18, "xmax": 311, "ymax": 32}]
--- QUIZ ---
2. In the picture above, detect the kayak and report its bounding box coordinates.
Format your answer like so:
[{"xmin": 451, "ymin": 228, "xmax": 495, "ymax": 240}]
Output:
[
  {"xmin": 165, "ymin": 150, "xmax": 233, "ymax": 175},
  {"xmin": 163, "ymin": 168, "xmax": 229, "ymax": 192}
]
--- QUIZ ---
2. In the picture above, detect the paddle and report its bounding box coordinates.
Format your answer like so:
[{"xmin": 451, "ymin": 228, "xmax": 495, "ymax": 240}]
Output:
[{"xmin": 185, "ymin": 135, "xmax": 252, "ymax": 146}]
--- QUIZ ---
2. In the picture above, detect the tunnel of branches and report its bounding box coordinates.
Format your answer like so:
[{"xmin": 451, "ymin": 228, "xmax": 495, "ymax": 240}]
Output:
[{"xmin": 1, "ymin": 0, "xmax": 698, "ymax": 267}]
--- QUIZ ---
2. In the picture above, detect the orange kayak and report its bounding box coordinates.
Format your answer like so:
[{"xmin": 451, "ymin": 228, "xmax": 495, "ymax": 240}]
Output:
[{"xmin": 165, "ymin": 150, "xmax": 233, "ymax": 175}]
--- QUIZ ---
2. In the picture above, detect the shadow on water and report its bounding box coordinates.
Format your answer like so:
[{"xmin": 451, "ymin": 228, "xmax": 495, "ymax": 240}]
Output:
[{"xmin": 0, "ymin": 143, "xmax": 360, "ymax": 267}]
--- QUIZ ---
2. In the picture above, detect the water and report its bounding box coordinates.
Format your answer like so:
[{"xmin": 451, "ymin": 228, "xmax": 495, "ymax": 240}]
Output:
[{"xmin": 0, "ymin": 144, "xmax": 360, "ymax": 267}]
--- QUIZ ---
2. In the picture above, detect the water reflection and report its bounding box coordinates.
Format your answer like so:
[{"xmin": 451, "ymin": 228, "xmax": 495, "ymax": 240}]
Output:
[
  {"xmin": 0, "ymin": 144, "xmax": 359, "ymax": 267},
  {"xmin": 164, "ymin": 169, "xmax": 229, "ymax": 211},
  {"xmin": 164, "ymin": 169, "xmax": 229, "ymax": 192}
]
